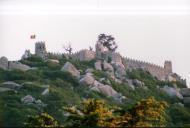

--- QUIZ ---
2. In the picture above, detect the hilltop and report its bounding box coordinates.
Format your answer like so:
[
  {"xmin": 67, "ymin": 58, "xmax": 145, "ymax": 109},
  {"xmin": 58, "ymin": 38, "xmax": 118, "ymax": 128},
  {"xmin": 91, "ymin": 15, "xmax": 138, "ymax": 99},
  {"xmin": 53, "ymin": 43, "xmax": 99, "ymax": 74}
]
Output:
[{"xmin": 0, "ymin": 34, "xmax": 190, "ymax": 127}]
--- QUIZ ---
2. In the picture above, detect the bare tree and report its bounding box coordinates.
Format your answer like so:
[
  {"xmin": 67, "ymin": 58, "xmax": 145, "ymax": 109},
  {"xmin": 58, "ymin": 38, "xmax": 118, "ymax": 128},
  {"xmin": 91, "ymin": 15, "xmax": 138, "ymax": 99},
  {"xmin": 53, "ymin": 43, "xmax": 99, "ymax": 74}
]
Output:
[
  {"xmin": 98, "ymin": 34, "xmax": 118, "ymax": 52},
  {"xmin": 63, "ymin": 43, "xmax": 73, "ymax": 54}
]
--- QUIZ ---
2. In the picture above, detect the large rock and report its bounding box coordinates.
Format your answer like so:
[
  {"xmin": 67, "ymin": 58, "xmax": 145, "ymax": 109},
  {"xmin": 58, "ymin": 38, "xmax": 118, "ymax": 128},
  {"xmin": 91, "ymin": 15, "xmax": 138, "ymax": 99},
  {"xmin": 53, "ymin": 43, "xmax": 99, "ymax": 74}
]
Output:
[
  {"xmin": 95, "ymin": 42, "xmax": 109, "ymax": 60},
  {"xmin": 35, "ymin": 99, "xmax": 46, "ymax": 107},
  {"xmin": 103, "ymin": 61, "xmax": 114, "ymax": 71},
  {"xmin": 111, "ymin": 53, "xmax": 122, "ymax": 64},
  {"xmin": 133, "ymin": 79, "xmax": 145, "ymax": 87},
  {"xmin": 61, "ymin": 62, "xmax": 80, "ymax": 78},
  {"xmin": 85, "ymin": 68, "xmax": 94, "ymax": 73},
  {"xmin": 112, "ymin": 62, "xmax": 126, "ymax": 80},
  {"xmin": 21, "ymin": 95, "xmax": 46, "ymax": 107},
  {"xmin": 180, "ymin": 88, "xmax": 190, "ymax": 97},
  {"xmin": 47, "ymin": 59, "xmax": 59, "ymax": 64},
  {"xmin": 92, "ymin": 80, "xmax": 104, "ymax": 87},
  {"xmin": 91, "ymin": 84, "xmax": 118, "ymax": 97},
  {"xmin": 9, "ymin": 61, "xmax": 31, "ymax": 71},
  {"xmin": 21, "ymin": 95, "xmax": 35, "ymax": 105},
  {"xmin": 1, "ymin": 81, "xmax": 22, "ymax": 90},
  {"xmin": 99, "ymin": 78, "xmax": 111, "ymax": 85},
  {"xmin": 0, "ymin": 87, "xmax": 13, "ymax": 92},
  {"xmin": 161, "ymin": 86, "xmax": 183, "ymax": 99},
  {"xmin": 0, "ymin": 57, "xmax": 8, "ymax": 70},
  {"xmin": 79, "ymin": 73, "xmax": 95, "ymax": 86},
  {"xmin": 103, "ymin": 61, "xmax": 115, "ymax": 78},
  {"xmin": 126, "ymin": 79, "xmax": 135, "ymax": 90},
  {"xmin": 90, "ymin": 80, "xmax": 119, "ymax": 97},
  {"xmin": 94, "ymin": 61, "xmax": 102, "ymax": 70},
  {"xmin": 41, "ymin": 88, "xmax": 49, "ymax": 96}
]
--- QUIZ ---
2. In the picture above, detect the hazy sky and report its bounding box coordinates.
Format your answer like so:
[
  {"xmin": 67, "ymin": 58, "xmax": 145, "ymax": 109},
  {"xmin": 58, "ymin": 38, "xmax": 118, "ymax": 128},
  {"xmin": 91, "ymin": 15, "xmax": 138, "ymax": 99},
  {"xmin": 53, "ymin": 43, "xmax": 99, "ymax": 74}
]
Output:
[{"xmin": 0, "ymin": 0, "xmax": 190, "ymax": 86}]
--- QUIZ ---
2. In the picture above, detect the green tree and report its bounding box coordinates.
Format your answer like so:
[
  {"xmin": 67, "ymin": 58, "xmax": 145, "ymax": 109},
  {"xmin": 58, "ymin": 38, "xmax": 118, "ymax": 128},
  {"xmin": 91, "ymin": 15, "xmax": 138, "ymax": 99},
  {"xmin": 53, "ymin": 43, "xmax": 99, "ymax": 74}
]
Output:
[
  {"xmin": 25, "ymin": 113, "xmax": 59, "ymax": 127},
  {"xmin": 64, "ymin": 99, "xmax": 114, "ymax": 128}
]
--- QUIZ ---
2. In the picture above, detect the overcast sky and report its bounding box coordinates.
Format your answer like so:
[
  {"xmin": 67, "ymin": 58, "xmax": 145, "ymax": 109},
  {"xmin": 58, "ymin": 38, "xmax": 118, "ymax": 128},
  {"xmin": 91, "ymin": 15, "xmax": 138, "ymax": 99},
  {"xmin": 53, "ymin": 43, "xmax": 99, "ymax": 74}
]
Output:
[{"xmin": 0, "ymin": 0, "xmax": 190, "ymax": 86}]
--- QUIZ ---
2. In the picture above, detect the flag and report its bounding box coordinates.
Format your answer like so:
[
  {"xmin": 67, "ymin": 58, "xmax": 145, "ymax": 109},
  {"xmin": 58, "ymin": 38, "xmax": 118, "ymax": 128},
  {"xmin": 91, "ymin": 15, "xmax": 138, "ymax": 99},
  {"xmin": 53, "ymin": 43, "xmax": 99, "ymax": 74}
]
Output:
[{"xmin": 30, "ymin": 34, "xmax": 36, "ymax": 39}]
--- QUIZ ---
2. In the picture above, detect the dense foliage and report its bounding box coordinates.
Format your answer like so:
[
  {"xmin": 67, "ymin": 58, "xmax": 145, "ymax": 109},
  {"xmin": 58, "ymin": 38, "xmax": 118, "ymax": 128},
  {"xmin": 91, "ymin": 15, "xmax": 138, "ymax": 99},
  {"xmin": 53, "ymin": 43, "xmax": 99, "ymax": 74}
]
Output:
[
  {"xmin": 0, "ymin": 55, "xmax": 190, "ymax": 127},
  {"xmin": 29, "ymin": 98, "xmax": 167, "ymax": 127},
  {"xmin": 25, "ymin": 113, "xmax": 59, "ymax": 127}
]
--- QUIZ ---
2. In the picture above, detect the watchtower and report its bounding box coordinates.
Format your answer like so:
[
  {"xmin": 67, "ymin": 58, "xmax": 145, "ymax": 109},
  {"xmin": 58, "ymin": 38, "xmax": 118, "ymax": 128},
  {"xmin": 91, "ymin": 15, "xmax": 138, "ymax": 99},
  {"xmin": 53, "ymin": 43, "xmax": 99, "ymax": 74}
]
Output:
[
  {"xmin": 35, "ymin": 41, "xmax": 47, "ymax": 58},
  {"xmin": 164, "ymin": 61, "xmax": 172, "ymax": 74}
]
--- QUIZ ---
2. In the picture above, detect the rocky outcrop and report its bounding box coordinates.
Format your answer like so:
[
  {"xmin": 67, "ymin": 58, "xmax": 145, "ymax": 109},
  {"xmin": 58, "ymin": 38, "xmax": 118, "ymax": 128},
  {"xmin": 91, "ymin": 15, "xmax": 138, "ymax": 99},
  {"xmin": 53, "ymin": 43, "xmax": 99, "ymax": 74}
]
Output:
[
  {"xmin": 85, "ymin": 68, "xmax": 94, "ymax": 73},
  {"xmin": 103, "ymin": 61, "xmax": 115, "ymax": 78},
  {"xmin": 114, "ymin": 65, "xmax": 126, "ymax": 80},
  {"xmin": 47, "ymin": 59, "xmax": 59, "ymax": 64},
  {"xmin": 95, "ymin": 42, "xmax": 109, "ymax": 60},
  {"xmin": 0, "ymin": 56, "xmax": 31, "ymax": 71},
  {"xmin": 161, "ymin": 86, "xmax": 183, "ymax": 99},
  {"xmin": 79, "ymin": 70, "xmax": 123, "ymax": 100},
  {"xmin": 103, "ymin": 61, "xmax": 114, "ymax": 72},
  {"xmin": 89, "ymin": 80, "xmax": 121, "ymax": 99},
  {"xmin": 126, "ymin": 79, "xmax": 135, "ymax": 90},
  {"xmin": 9, "ymin": 61, "xmax": 31, "ymax": 71},
  {"xmin": 0, "ymin": 81, "xmax": 22, "ymax": 90},
  {"xmin": 61, "ymin": 62, "xmax": 80, "ymax": 78},
  {"xmin": 21, "ymin": 95, "xmax": 46, "ymax": 107},
  {"xmin": 41, "ymin": 88, "xmax": 49, "ymax": 96},
  {"xmin": 0, "ymin": 87, "xmax": 13, "ymax": 92},
  {"xmin": 92, "ymin": 80, "xmax": 104, "ymax": 87},
  {"xmin": 95, "ymin": 40, "xmax": 127, "ymax": 81},
  {"xmin": 180, "ymin": 88, "xmax": 190, "ymax": 106},
  {"xmin": 91, "ymin": 84, "xmax": 118, "ymax": 97},
  {"xmin": 133, "ymin": 79, "xmax": 145, "ymax": 87},
  {"xmin": 21, "ymin": 95, "xmax": 36, "ymax": 105},
  {"xmin": 180, "ymin": 88, "xmax": 190, "ymax": 97},
  {"xmin": 79, "ymin": 73, "xmax": 95, "ymax": 86},
  {"xmin": 126, "ymin": 79, "xmax": 146, "ymax": 90},
  {"xmin": 94, "ymin": 61, "xmax": 102, "ymax": 70}
]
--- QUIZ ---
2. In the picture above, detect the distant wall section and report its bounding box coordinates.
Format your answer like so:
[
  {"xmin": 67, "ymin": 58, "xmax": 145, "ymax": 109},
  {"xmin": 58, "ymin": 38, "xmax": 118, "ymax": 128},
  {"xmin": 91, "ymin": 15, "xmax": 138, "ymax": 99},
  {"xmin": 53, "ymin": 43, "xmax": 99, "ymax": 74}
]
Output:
[{"xmin": 123, "ymin": 57, "xmax": 172, "ymax": 81}]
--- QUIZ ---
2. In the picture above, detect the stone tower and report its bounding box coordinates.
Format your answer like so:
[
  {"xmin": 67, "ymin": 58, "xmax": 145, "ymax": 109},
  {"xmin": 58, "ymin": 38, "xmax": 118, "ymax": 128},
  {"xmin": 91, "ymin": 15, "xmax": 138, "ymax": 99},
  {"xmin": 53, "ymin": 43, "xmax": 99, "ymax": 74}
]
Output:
[
  {"xmin": 35, "ymin": 41, "xmax": 47, "ymax": 58},
  {"xmin": 164, "ymin": 61, "xmax": 172, "ymax": 74}
]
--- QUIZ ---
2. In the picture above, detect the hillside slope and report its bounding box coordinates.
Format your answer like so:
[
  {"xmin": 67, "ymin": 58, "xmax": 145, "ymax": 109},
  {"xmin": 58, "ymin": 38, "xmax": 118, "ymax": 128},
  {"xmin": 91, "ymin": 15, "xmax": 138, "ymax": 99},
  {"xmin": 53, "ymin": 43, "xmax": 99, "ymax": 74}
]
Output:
[{"xmin": 0, "ymin": 55, "xmax": 190, "ymax": 127}]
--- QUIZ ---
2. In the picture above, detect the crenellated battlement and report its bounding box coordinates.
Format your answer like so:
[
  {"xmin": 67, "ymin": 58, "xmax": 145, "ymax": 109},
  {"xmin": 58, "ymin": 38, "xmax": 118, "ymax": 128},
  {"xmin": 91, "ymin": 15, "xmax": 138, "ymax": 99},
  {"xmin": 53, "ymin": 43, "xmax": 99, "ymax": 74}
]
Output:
[
  {"xmin": 125, "ymin": 57, "xmax": 164, "ymax": 69},
  {"xmin": 62, "ymin": 49, "xmax": 95, "ymax": 61},
  {"xmin": 123, "ymin": 57, "xmax": 172, "ymax": 81}
]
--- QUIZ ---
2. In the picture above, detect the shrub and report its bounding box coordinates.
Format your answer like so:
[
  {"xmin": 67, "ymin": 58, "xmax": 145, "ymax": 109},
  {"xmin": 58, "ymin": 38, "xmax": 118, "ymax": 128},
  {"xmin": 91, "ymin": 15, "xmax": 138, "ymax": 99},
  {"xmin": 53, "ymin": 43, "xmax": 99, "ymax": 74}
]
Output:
[{"xmin": 25, "ymin": 113, "xmax": 59, "ymax": 127}]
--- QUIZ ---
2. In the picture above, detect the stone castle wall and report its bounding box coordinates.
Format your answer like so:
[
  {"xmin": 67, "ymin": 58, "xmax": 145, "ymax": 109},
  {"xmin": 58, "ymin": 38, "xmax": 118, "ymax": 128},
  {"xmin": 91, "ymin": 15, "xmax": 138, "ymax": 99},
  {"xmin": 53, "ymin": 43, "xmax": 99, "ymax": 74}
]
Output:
[
  {"xmin": 33, "ymin": 42, "xmax": 175, "ymax": 81},
  {"xmin": 47, "ymin": 52, "xmax": 64, "ymax": 59},
  {"xmin": 63, "ymin": 49, "xmax": 95, "ymax": 61},
  {"xmin": 122, "ymin": 57, "xmax": 171, "ymax": 81}
]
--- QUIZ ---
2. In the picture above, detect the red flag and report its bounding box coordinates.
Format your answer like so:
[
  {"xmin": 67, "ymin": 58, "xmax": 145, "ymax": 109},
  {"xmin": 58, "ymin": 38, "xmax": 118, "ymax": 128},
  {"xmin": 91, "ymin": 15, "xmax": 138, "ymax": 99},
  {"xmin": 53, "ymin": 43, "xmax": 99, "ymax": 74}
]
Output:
[{"xmin": 30, "ymin": 34, "xmax": 36, "ymax": 39}]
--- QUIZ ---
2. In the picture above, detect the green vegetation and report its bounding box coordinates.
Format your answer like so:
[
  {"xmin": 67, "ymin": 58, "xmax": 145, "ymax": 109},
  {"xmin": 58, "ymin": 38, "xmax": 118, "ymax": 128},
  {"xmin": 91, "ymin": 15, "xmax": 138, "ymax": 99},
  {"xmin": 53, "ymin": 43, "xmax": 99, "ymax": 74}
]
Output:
[
  {"xmin": 25, "ymin": 113, "xmax": 59, "ymax": 127},
  {"xmin": 0, "ymin": 55, "xmax": 190, "ymax": 127},
  {"xmin": 29, "ymin": 98, "xmax": 168, "ymax": 127}
]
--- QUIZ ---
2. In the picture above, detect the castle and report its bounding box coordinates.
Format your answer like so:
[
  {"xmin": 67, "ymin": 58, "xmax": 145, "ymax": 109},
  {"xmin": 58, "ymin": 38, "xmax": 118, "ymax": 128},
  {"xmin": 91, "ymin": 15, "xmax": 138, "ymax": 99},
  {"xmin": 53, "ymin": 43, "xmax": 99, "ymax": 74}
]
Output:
[
  {"xmin": 123, "ymin": 58, "xmax": 173, "ymax": 81},
  {"xmin": 20, "ymin": 37, "xmax": 185, "ymax": 84}
]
